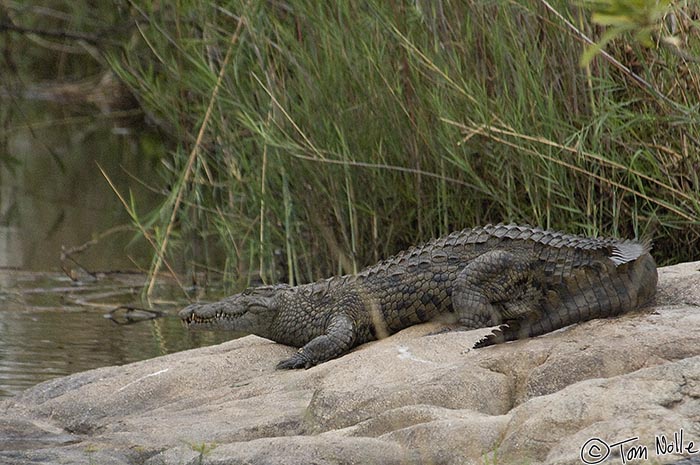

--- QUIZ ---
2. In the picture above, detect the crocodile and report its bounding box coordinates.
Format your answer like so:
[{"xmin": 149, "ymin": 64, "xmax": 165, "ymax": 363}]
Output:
[{"xmin": 180, "ymin": 224, "xmax": 658, "ymax": 369}]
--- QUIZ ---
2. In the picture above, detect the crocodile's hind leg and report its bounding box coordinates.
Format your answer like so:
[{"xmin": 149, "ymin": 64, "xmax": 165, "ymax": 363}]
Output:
[
  {"xmin": 276, "ymin": 314, "xmax": 356, "ymax": 369},
  {"xmin": 453, "ymin": 249, "xmax": 545, "ymax": 329},
  {"xmin": 475, "ymin": 254, "xmax": 657, "ymax": 348},
  {"xmin": 473, "ymin": 287, "xmax": 562, "ymax": 348}
]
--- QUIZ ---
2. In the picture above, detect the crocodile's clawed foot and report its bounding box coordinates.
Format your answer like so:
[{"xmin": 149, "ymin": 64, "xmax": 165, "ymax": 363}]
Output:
[
  {"xmin": 276, "ymin": 352, "xmax": 313, "ymax": 370},
  {"xmin": 473, "ymin": 321, "xmax": 529, "ymax": 348},
  {"xmin": 473, "ymin": 330, "xmax": 504, "ymax": 348}
]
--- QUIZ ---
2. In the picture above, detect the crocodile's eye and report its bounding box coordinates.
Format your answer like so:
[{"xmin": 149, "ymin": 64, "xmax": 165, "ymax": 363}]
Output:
[{"xmin": 242, "ymin": 288, "xmax": 255, "ymax": 296}]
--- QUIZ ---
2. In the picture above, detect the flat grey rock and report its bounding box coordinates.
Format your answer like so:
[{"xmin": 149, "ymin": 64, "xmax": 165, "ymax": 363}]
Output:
[{"xmin": 1, "ymin": 262, "xmax": 699, "ymax": 465}]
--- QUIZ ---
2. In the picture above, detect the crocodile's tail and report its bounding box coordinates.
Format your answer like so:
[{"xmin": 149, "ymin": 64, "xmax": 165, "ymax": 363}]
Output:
[{"xmin": 475, "ymin": 250, "xmax": 658, "ymax": 347}]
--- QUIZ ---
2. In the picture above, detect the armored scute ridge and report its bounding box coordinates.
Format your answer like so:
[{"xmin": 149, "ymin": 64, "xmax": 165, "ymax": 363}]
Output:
[{"xmin": 180, "ymin": 224, "xmax": 658, "ymax": 369}]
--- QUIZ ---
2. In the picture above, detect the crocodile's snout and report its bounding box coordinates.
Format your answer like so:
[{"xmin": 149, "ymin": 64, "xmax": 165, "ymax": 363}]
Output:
[
  {"xmin": 179, "ymin": 303, "xmax": 208, "ymax": 326},
  {"xmin": 178, "ymin": 306, "xmax": 193, "ymax": 320}
]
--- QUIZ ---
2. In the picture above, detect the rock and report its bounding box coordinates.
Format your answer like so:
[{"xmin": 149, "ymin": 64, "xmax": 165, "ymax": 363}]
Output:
[{"xmin": 1, "ymin": 262, "xmax": 700, "ymax": 465}]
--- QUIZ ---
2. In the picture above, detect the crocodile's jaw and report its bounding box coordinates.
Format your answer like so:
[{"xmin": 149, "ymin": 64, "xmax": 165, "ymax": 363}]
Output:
[{"xmin": 179, "ymin": 287, "xmax": 283, "ymax": 340}]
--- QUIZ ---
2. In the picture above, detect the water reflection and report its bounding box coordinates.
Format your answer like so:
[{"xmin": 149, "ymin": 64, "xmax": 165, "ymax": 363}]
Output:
[
  {"xmin": 0, "ymin": 270, "xmax": 233, "ymax": 398},
  {"xmin": 0, "ymin": 183, "xmax": 22, "ymax": 269},
  {"xmin": 0, "ymin": 225, "xmax": 21, "ymax": 270},
  {"xmin": 1, "ymin": 100, "xmax": 161, "ymax": 271},
  {"xmin": 0, "ymin": 100, "xmax": 236, "ymax": 398}
]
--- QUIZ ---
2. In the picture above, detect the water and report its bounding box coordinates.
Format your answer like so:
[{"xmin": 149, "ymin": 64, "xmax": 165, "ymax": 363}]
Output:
[
  {"xmin": 0, "ymin": 270, "xmax": 232, "ymax": 398},
  {"xmin": 0, "ymin": 101, "xmax": 161, "ymax": 271},
  {"xmin": 0, "ymin": 99, "xmax": 234, "ymax": 398}
]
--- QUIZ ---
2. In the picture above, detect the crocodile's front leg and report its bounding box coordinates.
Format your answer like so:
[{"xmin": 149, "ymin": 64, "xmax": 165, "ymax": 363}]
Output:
[
  {"xmin": 453, "ymin": 249, "xmax": 544, "ymax": 329},
  {"xmin": 276, "ymin": 314, "xmax": 356, "ymax": 369}
]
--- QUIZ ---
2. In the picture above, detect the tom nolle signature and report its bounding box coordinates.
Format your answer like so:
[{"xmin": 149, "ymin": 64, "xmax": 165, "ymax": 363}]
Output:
[{"xmin": 580, "ymin": 429, "xmax": 698, "ymax": 464}]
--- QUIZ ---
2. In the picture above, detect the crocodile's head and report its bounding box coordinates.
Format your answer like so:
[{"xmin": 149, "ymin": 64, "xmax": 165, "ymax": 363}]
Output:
[{"xmin": 179, "ymin": 285, "xmax": 290, "ymax": 339}]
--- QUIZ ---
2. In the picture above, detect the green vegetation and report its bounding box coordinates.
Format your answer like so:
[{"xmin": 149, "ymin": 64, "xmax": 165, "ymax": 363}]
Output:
[
  {"xmin": 6, "ymin": 1, "xmax": 700, "ymax": 291},
  {"xmin": 581, "ymin": 0, "xmax": 674, "ymax": 64},
  {"xmin": 187, "ymin": 441, "xmax": 217, "ymax": 465}
]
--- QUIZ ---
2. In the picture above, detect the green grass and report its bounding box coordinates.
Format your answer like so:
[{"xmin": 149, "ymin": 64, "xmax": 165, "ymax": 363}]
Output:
[{"xmin": 104, "ymin": 0, "xmax": 700, "ymax": 292}]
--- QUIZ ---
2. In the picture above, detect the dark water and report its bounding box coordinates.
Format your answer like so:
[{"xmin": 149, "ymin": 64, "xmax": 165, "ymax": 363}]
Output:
[
  {"xmin": 0, "ymin": 101, "xmax": 161, "ymax": 271},
  {"xmin": 0, "ymin": 100, "xmax": 234, "ymax": 398}
]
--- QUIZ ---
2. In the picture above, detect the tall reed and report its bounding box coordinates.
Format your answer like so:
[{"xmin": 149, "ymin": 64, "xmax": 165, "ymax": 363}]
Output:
[{"xmin": 108, "ymin": 0, "xmax": 700, "ymax": 290}]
